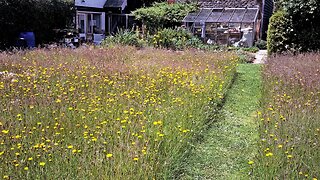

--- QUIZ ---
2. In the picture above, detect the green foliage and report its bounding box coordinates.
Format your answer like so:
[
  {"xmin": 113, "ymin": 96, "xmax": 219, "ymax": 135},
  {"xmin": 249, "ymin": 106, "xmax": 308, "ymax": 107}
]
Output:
[
  {"xmin": 0, "ymin": 0, "xmax": 73, "ymax": 49},
  {"xmin": 242, "ymin": 47, "xmax": 260, "ymax": 53},
  {"xmin": 133, "ymin": 2, "xmax": 196, "ymax": 33},
  {"xmin": 152, "ymin": 28, "xmax": 209, "ymax": 50},
  {"xmin": 101, "ymin": 28, "xmax": 215, "ymax": 51},
  {"xmin": 152, "ymin": 28, "xmax": 190, "ymax": 50},
  {"xmin": 255, "ymin": 40, "xmax": 267, "ymax": 50},
  {"xmin": 283, "ymin": 0, "xmax": 320, "ymax": 52},
  {"xmin": 102, "ymin": 29, "xmax": 144, "ymax": 47},
  {"xmin": 269, "ymin": 0, "xmax": 320, "ymax": 53},
  {"xmin": 102, "ymin": 27, "xmax": 261, "ymax": 52},
  {"xmin": 267, "ymin": 11, "xmax": 293, "ymax": 55}
]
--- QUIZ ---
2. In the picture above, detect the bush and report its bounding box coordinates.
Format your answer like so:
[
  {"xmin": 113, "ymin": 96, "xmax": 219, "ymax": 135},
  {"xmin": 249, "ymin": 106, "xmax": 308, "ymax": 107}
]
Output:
[
  {"xmin": 242, "ymin": 47, "xmax": 260, "ymax": 53},
  {"xmin": 255, "ymin": 40, "xmax": 267, "ymax": 50},
  {"xmin": 101, "ymin": 28, "xmax": 208, "ymax": 50},
  {"xmin": 284, "ymin": 0, "xmax": 320, "ymax": 52},
  {"xmin": 267, "ymin": 11, "xmax": 293, "ymax": 55},
  {"xmin": 0, "ymin": 0, "xmax": 73, "ymax": 49},
  {"xmin": 269, "ymin": 0, "xmax": 320, "ymax": 53},
  {"xmin": 133, "ymin": 2, "xmax": 196, "ymax": 33},
  {"xmin": 152, "ymin": 28, "xmax": 205, "ymax": 50},
  {"xmin": 102, "ymin": 29, "xmax": 144, "ymax": 47}
]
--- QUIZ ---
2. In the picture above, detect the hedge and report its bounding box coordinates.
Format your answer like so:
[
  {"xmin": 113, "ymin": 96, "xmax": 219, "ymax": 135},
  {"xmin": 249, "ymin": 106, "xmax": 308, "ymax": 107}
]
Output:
[
  {"xmin": 268, "ymin": 0, "xmax": 320, "ymax": 54},
  {"xmin": 267, "ymin": 11, "xmax": 293, "ymax": 55}
]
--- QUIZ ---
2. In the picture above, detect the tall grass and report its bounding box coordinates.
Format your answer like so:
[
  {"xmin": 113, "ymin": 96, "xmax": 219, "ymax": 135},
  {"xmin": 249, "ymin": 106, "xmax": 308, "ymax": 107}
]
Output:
[
  {"xmin": 0, "ymin": 46, "xmax": 238, "ymax": 179},
  {"xmin": 252, "ymin": 54, "xmax": 320, "ymax": 179}
]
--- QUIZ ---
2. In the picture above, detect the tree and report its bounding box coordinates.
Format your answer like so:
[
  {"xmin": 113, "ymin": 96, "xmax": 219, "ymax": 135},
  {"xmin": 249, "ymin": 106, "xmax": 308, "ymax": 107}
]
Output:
[
  {"xmin": 0, "ymin": 0, "xmax": 73, "ymax": 49},
  {"xmin": 133, "ymin": 2, "xmax": 196, "ymax": 33},
  {"xmin": 274, "ymin": 0, "xmax": 320, "ymax": 52}
]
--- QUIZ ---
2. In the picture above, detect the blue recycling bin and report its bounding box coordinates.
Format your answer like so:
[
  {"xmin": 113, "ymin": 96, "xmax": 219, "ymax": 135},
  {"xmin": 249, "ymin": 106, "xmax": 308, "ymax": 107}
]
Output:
[{"xmin": 19, "ymin": 32, "xmax": 35, "ymax": 48}]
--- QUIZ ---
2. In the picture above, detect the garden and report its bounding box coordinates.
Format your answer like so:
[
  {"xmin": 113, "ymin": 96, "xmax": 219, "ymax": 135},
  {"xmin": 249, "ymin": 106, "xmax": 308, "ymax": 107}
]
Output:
[
  {"xmin": 0, "ymin": 47, "xmax": 238, "ymax": 179},
  {"xmin": 1, "ymin": 0, "xmax": 320, "ymax": 179},
  {"xmin": 252, "ymin": 54, "xmax": 320, "ymax": 179}
]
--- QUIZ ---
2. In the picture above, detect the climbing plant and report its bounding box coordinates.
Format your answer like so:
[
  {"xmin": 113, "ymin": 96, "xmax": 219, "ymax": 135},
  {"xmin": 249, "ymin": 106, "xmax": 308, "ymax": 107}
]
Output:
[{"xmin": 133, "ymin": 2, "xmax": 196, "ymax": 33}]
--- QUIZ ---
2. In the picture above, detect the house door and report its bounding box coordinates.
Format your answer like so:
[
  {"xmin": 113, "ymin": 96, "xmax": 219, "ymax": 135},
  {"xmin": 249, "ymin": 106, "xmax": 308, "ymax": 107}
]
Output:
[{"xmin": 77, "ymin": 13, "xmax": 87, "ymax": 40}]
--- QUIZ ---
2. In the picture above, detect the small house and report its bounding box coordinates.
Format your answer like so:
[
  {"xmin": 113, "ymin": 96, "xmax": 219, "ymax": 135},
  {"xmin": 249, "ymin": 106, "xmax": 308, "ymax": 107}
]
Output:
[
  {"xmin": 182, "ymin": 0, "xmax": 274, "ymax": 46},
  {"xmin": 75, "ymin": 0, "xmax": 139, "ymax": 44}
]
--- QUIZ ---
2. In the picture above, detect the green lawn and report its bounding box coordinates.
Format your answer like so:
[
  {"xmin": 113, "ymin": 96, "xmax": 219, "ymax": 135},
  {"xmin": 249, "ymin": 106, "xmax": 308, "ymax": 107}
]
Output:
[{"xmin": 180, "ymin": 64, "xmax": 262, "ymax": 179}]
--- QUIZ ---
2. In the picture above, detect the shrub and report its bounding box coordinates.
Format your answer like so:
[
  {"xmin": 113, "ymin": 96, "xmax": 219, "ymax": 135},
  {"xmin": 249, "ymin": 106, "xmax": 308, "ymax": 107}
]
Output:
[
  {"xmin": 152, "ymin": 28, "xmax": 206, "ymax": 50},
  {"xmin": 269, "ymin": 0, "xmax": 320, "ymax": 53},
  {"xmin": 102, "ymin": 29, "xmax": 144, "ymax": 47},
  {"xmin": 133, "ymin": 2, "xmax": 196, "ymax": 33},
  {"xmin": 284, "ymin": 0, "xmax": 320, "ymax": 52},
  {"xmin": 0, "ymin": 0, "xmax": 73, "ymax": 49},
  {"xmin": 242, "ymin": 47, "xmax": 260, "ymax": 53},
  {"xmin": 267, "ymin": 11, "xmax": 293, "ymax": 55},
  {"xmin": 255, "ymin": 40, "xmax": 267, "ymax": 50},
  {"xmin": 101, "ymin": 28, "xmax": 208, "ymax": 50}
]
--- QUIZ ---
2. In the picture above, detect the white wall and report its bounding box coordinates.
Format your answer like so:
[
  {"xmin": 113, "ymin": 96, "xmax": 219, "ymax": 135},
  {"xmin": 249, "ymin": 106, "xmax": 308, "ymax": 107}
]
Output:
[{"xmin": 75, "ymin": 0, "xmax": 106, "ymax": 8}]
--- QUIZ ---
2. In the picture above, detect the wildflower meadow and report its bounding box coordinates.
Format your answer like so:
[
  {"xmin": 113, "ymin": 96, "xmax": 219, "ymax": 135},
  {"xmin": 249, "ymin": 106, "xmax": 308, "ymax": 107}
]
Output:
[
  {"xmin": 253, "ymin": 54, "xmax": 320, "ymax": 179},
  {"xmin": 0, "ymin": 47, "xmax": 238, "ymax": 179}
]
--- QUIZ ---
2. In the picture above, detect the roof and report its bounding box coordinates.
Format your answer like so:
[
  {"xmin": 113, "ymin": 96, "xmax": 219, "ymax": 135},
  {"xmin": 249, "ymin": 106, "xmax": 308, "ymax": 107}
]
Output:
[
  {"xmin": 183, "ymin": 8, "xmax": 259, "ymax": 23},
  {"xmin": 197, "ymin": 0, "xmax": 259, "ymax": 8},
  {"xmin": 75, "ymin": 0, "xmax": 106, "ymax": 9},
  {"xmin": 104, "ymin": 0, "xmax": 127, "ymax": 10}
]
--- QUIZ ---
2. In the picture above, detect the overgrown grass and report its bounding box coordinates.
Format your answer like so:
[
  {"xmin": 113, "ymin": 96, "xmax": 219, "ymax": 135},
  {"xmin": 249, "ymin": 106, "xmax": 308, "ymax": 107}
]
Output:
[
  {"xmin": 0, "ymin": 47, "xmax": 238, "ymax": 179},
  {"xmin": 179, "ymin": 64, "xmax": 261, "ymax": 179},
  {"xmin": 252, "ymin": 53, "xmax": 320, "ymax": 179}
]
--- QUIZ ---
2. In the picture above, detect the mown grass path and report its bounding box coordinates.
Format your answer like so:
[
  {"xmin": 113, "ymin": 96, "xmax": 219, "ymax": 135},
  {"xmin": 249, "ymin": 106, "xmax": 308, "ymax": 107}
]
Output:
[{"xmin": 181, "ymin": 64, "xmax": 262, "ymax": 179}]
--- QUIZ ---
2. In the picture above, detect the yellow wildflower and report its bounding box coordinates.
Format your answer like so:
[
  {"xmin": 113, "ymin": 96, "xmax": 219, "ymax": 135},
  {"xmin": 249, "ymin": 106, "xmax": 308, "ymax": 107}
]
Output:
[
  {"xmin": 265, "ymin": 152, "xmax": 273, "ymax": 157},
  {"xmin": 106, "ymin": 154, "xmax": 113, "ymax": 158}
]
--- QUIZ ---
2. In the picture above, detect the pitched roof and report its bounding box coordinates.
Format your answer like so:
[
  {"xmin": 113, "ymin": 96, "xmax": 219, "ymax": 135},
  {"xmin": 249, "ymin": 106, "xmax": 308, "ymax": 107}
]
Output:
[
  {"xmin": 183, "ymin": 8, "xmax": 259, "ymax": 23},
  {"xmin": 198, "ymin": 0, "xmax": 259, "ymax": 8},
  {"xmin": 104, "ymin": 0, "xmax": 127, "ymax": 10}
]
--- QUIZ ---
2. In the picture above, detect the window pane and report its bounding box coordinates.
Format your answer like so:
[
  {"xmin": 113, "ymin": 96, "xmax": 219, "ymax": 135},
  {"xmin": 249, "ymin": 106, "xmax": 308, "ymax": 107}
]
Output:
[
  {"xmin": 78, "ymin": 14, "xmax": 85, "ymax": 33},
  {"xmin": 93, "ymin": 14, "xmax": 102, "ymax": 33}
]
